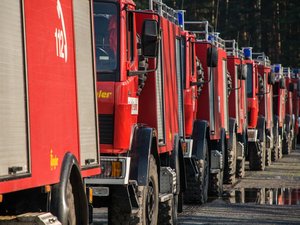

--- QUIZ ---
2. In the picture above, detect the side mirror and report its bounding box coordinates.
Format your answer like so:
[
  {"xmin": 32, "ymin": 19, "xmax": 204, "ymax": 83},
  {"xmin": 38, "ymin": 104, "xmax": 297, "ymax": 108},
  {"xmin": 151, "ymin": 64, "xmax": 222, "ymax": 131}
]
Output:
[
  {"xmin": 142, "ymin": 20, "xmax": 159, "ymax": 58},
  {"xmin": 288, "ymin": 83, "xmax": 296, "ymax": 92},
  {"xmin": 268, "ymin": 72, "xmax": 275, "ymax": 85},
  {"xmin": 238, "ymin": 64, "xmax": 247, "ymax": 80},
  {"xmin": 207, "ymin": 47, "xmax": 218, "ymax": 67},
  {"xmin": 279, "ymin": 78, "xmax": 286, "ymax": 89}
]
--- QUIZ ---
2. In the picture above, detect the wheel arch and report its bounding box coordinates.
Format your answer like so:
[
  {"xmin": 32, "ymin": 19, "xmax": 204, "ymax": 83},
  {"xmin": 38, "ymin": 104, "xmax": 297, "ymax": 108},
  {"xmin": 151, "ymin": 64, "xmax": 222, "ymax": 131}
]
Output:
[{"xmin": 51, "ymin": 152, "xmax": 88, "ymax": 225}]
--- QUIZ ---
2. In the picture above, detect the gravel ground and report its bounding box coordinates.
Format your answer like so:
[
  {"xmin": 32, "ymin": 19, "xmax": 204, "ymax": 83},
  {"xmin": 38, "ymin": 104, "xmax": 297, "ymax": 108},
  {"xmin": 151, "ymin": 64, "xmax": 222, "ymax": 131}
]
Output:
[{"xmin": 93, "ymin": 149, "xmax": 300, "ymax": 224}]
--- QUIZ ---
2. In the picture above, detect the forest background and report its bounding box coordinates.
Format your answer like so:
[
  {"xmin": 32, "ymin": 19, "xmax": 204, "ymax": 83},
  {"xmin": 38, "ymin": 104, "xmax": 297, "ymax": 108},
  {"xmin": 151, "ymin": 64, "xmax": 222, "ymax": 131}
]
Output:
[{"xmin": 135, "ymin": 0, "xmax": 300, "ymax": 67}]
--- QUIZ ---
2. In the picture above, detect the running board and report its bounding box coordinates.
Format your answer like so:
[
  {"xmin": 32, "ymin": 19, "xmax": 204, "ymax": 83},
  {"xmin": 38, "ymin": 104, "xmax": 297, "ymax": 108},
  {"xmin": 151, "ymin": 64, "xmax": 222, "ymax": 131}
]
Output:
[{"xmin": 159, "ymin": 193, "xmax": 173, "ymax": 202}]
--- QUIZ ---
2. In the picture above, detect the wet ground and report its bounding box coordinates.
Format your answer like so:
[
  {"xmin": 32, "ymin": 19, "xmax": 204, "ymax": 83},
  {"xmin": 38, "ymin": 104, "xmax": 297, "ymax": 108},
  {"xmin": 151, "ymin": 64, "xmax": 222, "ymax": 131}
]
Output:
[
  {"xmin": 178, "ymin": 149, "xmax": 300, "ymax": 224},
  {"xmin": 93, "ymin": 149, "xmax": 300, "ymax": 224}
]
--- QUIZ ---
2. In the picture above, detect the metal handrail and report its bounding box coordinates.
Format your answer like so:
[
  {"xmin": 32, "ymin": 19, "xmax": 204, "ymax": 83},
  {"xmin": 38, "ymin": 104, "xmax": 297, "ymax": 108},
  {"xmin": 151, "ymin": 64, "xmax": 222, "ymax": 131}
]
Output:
[
  {"xmin": 150, "ymin": 0, "xmax": 178, "ymax": 24},
  {"xmin": 184, "ymin": 20, "xmax": 225, "ymax": 49},
  {"xmin": 253, "ymin": 52, "xmax": 271, "ymax": 67}
]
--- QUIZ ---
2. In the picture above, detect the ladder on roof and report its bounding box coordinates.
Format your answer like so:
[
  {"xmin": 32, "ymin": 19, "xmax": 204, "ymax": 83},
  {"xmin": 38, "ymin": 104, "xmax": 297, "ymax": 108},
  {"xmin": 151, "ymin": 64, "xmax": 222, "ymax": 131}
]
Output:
[
  {"xmin": 224, "ymin": 39, "xmax": 244, "ymax": 59},
  {"xmin": 149, "ymin": 0, "xmax": 178, "ymax": 24},
  {"xmin": 253, "ymin": 52, "xmax": 271, "ymax": 67}
]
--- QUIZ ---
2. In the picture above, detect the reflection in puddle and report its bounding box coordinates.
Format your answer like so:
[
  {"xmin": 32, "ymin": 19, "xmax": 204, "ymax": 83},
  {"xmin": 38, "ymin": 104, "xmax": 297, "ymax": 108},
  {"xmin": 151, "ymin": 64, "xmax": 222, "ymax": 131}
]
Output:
[{"xmin": 225, "ymin": 188, "xmax": 300, "ymax": 205}]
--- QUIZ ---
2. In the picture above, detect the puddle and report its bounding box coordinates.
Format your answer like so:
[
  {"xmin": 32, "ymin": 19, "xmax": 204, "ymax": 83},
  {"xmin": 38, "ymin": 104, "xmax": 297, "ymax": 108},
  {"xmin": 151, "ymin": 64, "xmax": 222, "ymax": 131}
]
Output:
[{"xmin": 224, "ymin": 188, "xmax": 300, "ymax": 205}]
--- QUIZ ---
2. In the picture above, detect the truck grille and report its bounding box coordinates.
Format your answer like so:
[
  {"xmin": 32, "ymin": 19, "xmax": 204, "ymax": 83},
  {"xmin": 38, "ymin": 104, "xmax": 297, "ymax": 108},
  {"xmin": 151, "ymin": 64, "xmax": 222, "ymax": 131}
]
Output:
[{"xmin": 99, "ymin": 114, "xmax": 114, "ymax": 144}]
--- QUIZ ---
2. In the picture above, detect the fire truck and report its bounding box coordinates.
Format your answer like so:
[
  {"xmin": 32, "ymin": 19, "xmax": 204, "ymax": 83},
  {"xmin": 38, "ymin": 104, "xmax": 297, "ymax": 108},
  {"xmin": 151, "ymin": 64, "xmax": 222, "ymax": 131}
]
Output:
[
  {"xmin": 291, "ymin": 69, "xmax": 300, "ymax": 147},
  {"xmin": 253, "ymin": 53, "xmax": 275, "ymax": 166},
  {"xmin": 85, "ymin": 0, "xmax": 190, "ymax": 223},
  {"xmin": 282, "ymin": 67, "xmax": 295, "ymax": 154},
  {"xmin": 0, "ymin": 0, "xmax": 100, "ymax": 224},
  {"xmin": 272, "ymin": 64, "xmax": 286, "ymax": 159},
  {"xmin": 244, "ymin": 48, "xmax": 267, "ymax": 171},
  {"xmin": 178, "ymin": 28, "xmax": 209, "ymax": 204},
  {"xmin": 182, "ymin": 21, "xmax": 236, "ymax": 196},
  {"xmin": 225, "ymin": 40, "xmax": 248, "ymax": 179}
]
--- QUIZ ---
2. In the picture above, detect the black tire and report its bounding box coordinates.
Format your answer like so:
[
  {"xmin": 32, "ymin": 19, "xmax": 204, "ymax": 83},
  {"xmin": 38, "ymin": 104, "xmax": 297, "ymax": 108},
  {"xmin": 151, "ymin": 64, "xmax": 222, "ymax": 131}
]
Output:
[
  {"xmin": 158, "ymin": 196, "xmax": 177, "ymax": 225},
  {"xmin": 272, "ymin": 132, "xmax": 279, "ymax": 162},
  {"xmin": 224, "ymin": 132, "xmax": 237, "ymax": 184},
  {"xmin": 66, "ymin": 179, "xmax": 76, "ymax": 225},
  {"xmin": 282, "ymin": 136, "xmax": 292, "ymax": 155},
  {"xmin": 265, "ymin": 143, "xmax": 272, "ymax": 166},
  {"xmin": 236, "ymin": 156, "xmax": 245, "ymax": 179},
  {"xmin": 248, "ymin": 139, "xmax": 266, "ymax": 171},
  {"xmin": 209, "ymin": 170, "xmax": 223, "ymax": 197},
  {"xmin": 209, "ymin": 136, "xmax": 225, "ymax": 197},
  {"xmin": 184, "ymin": 141, "xmax": 209, "ymax": 204},
  {"xmin": 278, "ymin": 135, "xmax": 283, "ymax": 159},
  {"xmin": 136, "ymin": 155, "xmax": 159, "ymax": 225},
  {"xmin": 108, "ymin": 156, "xmax": 158, "ymax": 225}
]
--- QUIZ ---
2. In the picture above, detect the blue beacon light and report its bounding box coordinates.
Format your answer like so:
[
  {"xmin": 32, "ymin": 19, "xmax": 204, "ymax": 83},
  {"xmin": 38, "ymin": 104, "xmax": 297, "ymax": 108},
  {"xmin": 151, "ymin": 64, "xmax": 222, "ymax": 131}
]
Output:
[
  {"xmin": 177, "ymin": 10, "xmax": 184, "ymax": 28},
  {"xmin": 243, "ymin": 47, "xmax": 252, "ymax": 59}
]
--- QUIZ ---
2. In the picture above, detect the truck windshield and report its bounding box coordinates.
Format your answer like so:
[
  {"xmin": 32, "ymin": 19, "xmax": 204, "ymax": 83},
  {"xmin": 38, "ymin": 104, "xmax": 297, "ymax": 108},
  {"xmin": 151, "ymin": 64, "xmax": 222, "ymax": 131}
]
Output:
[
  {"xmin": 246, "ymin": 63, "xmax": 253, "ymax": 97},
  {"xmin": 94, "ymin": 2, "xmax": 119, "ymax": 81}
]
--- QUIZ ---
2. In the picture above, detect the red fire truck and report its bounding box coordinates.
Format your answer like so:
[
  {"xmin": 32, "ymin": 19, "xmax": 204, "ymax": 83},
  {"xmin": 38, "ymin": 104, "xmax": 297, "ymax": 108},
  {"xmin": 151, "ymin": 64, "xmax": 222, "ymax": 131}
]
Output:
[
  {"xmin": 244, "ymin": 48, "xmax": 267, "ymax": 171},
  {"xmin": 291, "ymin": 69, "xmax": 300, "ymax": 147},
  {"xmin": 225, "ymin": 40, "xmax": 248, "ymax": 179},
  {"xmin": 282, "ymin": 67, "xmax": 295, "ymax": 154},
  {"xmin": 183, "ymin": 21, "xmax": 236, "ymax": 196},
  {"xmin": 178, "ymin": 28, "xmax": 209, "ymax": 204},
  {"xmin": 272, "ymin": 64, "xmax": 286, "ymax": 159},
  {"xmin": 85, "ymin": 0, "xmax": 189, "ymax": 223},
  {"xmin": 253, "ymin": 53, "xmax": 275, "ymax": 166},
  {"xmin": 0, "ymin": 0, "xmax": 100, "ymax": 224}
]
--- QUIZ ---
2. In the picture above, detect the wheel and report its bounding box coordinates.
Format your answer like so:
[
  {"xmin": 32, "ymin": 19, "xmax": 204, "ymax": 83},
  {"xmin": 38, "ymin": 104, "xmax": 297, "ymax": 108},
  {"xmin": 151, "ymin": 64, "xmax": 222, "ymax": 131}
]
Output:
[
  {"xmin": 271, "ymin": 132, "xmax": 279, "ymax": 161},
  {"xmin": 136, "ymin": 155, "xmax": 159, "ymax": 225},
  {"xmin": 158, "ymin": 196, "xmax": 177, "ymax": 225},
  {"xmin": 209, "ymin": 170, "xmax": 223, "ymax": 197},
  {"xmin": 278, "ymin": 135, "xmax": 283, "ymax": 159},
  {"xmin": 184, "ymin": 140, "xmax": 209, "ymax": 204},
  {"xmin": 282, "ymin": 135, "xmax": 292, "ymax": 155},
  {"xmin": 209, "ymin": 136, "xmax": 225, "ymax": 197},
  {"xmin": 248, "ymin": 139, "xmax": 266, "ymax": 171},
  {"xmin": 66, "ymin": 179, "xmax": 76, "ymax": 225},
  {"xmin": 224, "ymin": 132, "xmax": 237, "ymax": 184},
  {"xmin": 236, "ymin": 156, "xmax": 245, "ymax": 178},
  {"xmin": 265, "ymin": 143, "xmax": 272, "ymax": 166},
  {"xmin": 108, "ymin": 156, "xmax": 158, "ymax": 225}
]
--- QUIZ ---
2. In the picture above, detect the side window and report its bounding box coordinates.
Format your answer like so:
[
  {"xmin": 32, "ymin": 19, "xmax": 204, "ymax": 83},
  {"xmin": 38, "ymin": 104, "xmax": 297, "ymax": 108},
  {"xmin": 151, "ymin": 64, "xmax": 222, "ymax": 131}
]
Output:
[{"xmin": 127, "ymin": 12, "xmax": 134, "ymax": 62}]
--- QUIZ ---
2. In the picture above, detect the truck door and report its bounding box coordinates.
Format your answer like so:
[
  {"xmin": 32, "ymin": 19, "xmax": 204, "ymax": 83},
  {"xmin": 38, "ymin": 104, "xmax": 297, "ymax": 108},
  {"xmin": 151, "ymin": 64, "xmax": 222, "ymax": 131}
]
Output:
[
  {"xmin": 73, "ymin": 0, "xmax": 99, "ymax": 167},
  {"xmin": 0, "ymin": 1, "xmax": 30, "ymax": 178}
]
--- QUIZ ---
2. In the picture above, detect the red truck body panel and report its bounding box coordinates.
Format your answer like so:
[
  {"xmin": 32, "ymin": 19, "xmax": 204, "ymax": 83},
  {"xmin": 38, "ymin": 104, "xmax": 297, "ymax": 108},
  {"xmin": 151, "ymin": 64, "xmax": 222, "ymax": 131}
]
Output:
[
  {"xmin": 1, "ymin": 0, "xmax": 100, "ymax": 194},
  {"xmin": 195, "ymin": 42, "xmax": 229, "ymax": 140}
]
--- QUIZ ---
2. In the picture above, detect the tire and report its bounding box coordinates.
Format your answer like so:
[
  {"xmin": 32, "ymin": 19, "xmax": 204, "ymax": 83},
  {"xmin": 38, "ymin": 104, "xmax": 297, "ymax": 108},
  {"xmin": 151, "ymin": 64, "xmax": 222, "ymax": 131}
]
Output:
[
  {"xmin": 265, "ymin": 142, "xmax": 272, "ymax": 166},
  {"xmin": 184, "ymin": 141, "xmax": 209, "ymax": 204},
  {"xmin": 278, "ymin": 135, "xmax": 283, "ymax": 159},
  {"xmin": 209, "ymin": 136, "xmax": 225, "ymax": 197},
  {"xmin": 272, "ymin": 132, "xmax": 279, "ymax": 162},
  {"xmin": 66, "ymin": 179, "xmax": 76, "ymax": 225},
  {"xmin": 224, "ymin": 132, "xmax": 237, "ymax": 184},
  {"xmin": 209, "ymin": 170, "xmax": 223, "ymax": 197},
  {"xmin": 236, "ymin": 156, "xmax": 245, "ymax": 179},
  {"xmin": 282, "ymin": 136, "xmax": 292, "ymax": 155},
  {"xmin": 158, "ymin": 196, "xmax": 177, "ymax": 225},
  {"xmin": 108, "ymin": 156, "xmax": 158, "ymax": 225},
  {"xmin": 248, "ymin": 139, "xmax": 266, "ymax": 171},
  {"xmin": 136, "ymin": 155, "xmax": 159, "ymax": 225}
]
